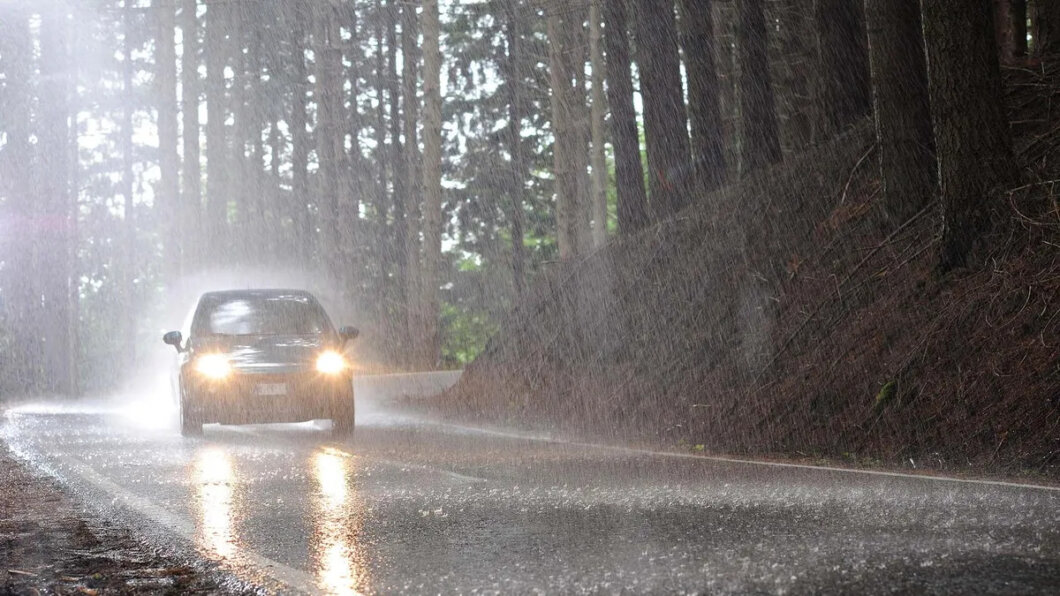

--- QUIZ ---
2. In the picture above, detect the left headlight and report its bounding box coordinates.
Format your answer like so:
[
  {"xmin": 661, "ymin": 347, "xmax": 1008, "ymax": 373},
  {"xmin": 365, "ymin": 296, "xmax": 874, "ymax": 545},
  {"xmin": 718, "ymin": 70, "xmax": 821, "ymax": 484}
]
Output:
[
  {"xmin": 195, "ymin": 354, "xmax": 232, "ymax": 380},
  {"xmin": 316, "ymin": 350, "xmax": 348, "ymax": 375}
]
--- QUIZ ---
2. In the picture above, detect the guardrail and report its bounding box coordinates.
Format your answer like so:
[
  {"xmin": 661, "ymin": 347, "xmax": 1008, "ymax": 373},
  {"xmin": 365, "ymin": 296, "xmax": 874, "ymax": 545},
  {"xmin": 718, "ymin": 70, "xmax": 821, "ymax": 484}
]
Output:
[{"xmin": 353, "ymin": 370, "xmax": 463, "ymax": 401}]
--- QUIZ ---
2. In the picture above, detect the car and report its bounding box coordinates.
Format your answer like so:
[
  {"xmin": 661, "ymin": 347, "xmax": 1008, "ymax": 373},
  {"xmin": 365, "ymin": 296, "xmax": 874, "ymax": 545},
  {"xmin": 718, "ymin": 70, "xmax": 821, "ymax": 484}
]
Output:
[{"xmin": 162, "ymin": 289, "xmax": 358, "ymax": 438}]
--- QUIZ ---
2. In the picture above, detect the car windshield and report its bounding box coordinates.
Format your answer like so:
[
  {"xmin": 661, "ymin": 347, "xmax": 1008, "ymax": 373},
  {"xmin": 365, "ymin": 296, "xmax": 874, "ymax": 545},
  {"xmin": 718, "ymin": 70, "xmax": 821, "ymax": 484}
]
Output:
[{"xmin": 196, "ymin": 295, "xmax": 330, "ymax": 336}]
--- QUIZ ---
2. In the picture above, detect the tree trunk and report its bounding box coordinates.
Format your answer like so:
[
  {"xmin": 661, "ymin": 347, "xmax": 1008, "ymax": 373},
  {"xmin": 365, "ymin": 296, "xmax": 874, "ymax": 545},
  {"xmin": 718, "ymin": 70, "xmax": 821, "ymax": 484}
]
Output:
[
  {"xmin": 602, "ymin": 0, "xmax": 649, "ymax": 233},
  {"xmin": 289, "ymin": 4, "xmax": 312, "ymax": 265},
  {"xmin": 421, "ymin": 0, "xmax": 443, "ymax": 367},
  {"xmin": 864, "ymin": 0, "xmax": 935, "ymax": 224},
  {"xmin": 548, "ymin": 6, "xmax": 580, "ymax": 259},
  {"xmin": 589, "ymin": 2, "xmax": 609, "ymax": 247},
  {"xmin": 679, "ymin": 0, "xmax": 727, "ymax": 193},
  {"xmin": 816, "ymin": 0, "xmax": 871, "ymax": 135},
  {"xmin": 634, "ymin": 0, "xmax": 693, "ymax": 218},
  {"xmin": 204, "ymin": 0, "xmax": 228, "ymax": 257},
  {"xmin": 504, "ymin": 4, "xmax": 528, "ymax": 295},
  {"xmin": 0, "ymin": 5, "xmax": 39, "ymax": 392},
  {"xmin": 39, "ymin": 5, "xmax": 74, "ymax": 394},
  {"xmin": 996, "ymin": 0, "xmax": 1016, "ymax": 62},
  {"xmin": 921, "ymin": 0, "xmax": 1015, "ymax": 270},
  {"xmin": 314, "ymin": 1, "xmax": 344, "ymax": 278},
  {"xmin": 180, "ymin": 0, "xmax": 202, "ymax": 272},
  {"xmin": 737, "ymin": 0, "xmax": 782, "ymax": 173},
  {"xmin": 402, "ymin": 1, "xmax": 425, "ymax": 366},
  {"xmin": 120, "ymin": 1, "xmax": 137, "ymax": 368},
  {"xmin": 1037, "ymin": 0, "xmax": 1060, "ymax": 55},
  {"xmin": 1012, "ymin": 0, "xmax": 1028, "ymax": 57},
  {"xmin": 155, "ymin": 0, "xmax": 180, "ymax": 278}
]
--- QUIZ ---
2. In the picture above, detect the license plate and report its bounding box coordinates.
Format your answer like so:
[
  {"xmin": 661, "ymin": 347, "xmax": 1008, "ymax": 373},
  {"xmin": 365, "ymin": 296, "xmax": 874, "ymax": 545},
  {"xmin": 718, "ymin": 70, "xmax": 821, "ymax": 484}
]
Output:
[{"xmin": 255, "ymin": 383, "xmax": 287, "ymax": 396}]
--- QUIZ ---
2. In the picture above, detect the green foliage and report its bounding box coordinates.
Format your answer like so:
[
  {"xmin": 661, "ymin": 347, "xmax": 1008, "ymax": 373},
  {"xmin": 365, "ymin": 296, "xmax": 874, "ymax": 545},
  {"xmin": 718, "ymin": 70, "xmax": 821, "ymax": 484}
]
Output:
[{"xmin": 875, "ymin": 380, "xmax": 898, "ymax": 409}]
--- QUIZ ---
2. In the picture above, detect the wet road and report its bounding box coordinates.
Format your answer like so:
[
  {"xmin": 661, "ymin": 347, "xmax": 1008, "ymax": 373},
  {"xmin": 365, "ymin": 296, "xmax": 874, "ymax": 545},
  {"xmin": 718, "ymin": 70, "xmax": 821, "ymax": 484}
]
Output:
[{"xmin": 4, "ymin": 395, "xmax": 1060, "ymax": 594}]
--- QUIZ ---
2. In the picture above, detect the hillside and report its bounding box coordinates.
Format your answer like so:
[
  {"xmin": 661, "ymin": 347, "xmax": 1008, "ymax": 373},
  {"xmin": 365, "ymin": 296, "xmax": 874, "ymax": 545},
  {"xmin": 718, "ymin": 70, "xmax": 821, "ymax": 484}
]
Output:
[{"xmin": 424, "ymin": 60, "xmax": 1060, "ymax": 478}]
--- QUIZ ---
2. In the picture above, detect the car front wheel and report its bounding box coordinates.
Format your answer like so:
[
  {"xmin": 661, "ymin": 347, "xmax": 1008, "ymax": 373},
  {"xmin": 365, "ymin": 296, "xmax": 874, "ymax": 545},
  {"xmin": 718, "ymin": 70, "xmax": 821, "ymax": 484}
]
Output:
[
  {"xmin": 179, "ymin": 381, "xmax": 204, "ymax": 437},
  {"xmin": 331, "ymin": 388, "xmax": 355, "ymax": 439}
]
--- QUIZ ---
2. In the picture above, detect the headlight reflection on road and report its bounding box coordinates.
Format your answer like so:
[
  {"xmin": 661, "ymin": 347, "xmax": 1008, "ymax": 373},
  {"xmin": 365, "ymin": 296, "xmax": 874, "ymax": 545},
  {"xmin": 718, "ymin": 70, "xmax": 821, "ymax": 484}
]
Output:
[
  {"xmin": 194, "ymin": 447, "xmax": 238, "ymax": 560},
  {"xmin": 312, "ymin": 448, "xmax": 366, "ymax": 595}
]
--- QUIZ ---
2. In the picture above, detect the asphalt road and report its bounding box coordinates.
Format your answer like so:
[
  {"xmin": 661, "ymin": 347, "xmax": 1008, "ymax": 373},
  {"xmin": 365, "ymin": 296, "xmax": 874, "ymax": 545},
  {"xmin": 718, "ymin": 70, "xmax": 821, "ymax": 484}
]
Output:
[{"xmin": 3, "ymin": 391, "xmax": 1060, "ymax": 594}]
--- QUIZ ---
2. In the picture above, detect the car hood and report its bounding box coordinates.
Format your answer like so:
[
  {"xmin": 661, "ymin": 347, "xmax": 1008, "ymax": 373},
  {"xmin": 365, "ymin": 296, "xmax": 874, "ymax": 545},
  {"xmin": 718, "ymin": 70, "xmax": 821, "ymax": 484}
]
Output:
[{"xmin": 193, "ymin": 335, "xmax": 332, "ymax": 372}]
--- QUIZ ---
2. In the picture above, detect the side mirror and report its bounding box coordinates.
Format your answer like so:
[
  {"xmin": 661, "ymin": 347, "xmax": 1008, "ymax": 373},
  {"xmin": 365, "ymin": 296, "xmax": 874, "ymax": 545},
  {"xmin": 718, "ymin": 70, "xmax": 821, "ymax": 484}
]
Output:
[
  {"xmin": 339, "ymin": 326, "xmax": 359, "ymax": 345},
  {"xmin": 163, "ymin": 330, "xmax": 184, "ymax": 353}
]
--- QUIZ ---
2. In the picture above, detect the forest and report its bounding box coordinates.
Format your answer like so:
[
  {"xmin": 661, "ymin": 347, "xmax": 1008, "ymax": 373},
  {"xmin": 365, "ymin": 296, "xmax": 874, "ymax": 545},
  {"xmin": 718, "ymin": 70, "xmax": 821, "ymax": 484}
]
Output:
[{"xmin": 1, "ymin": 0, "xmax": 1058, "ymax": 468}]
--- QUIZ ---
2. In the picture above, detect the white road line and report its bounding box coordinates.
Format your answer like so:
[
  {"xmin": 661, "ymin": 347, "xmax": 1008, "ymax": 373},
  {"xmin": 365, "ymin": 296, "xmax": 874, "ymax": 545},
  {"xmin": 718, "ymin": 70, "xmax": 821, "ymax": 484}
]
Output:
[
  {"xmin": 424, "ymin": 420, "xmax": 1060, "ymax": 493},
  {"xmin": 41, "ymin": 450, "xmax": 325, "ymax": 595}
]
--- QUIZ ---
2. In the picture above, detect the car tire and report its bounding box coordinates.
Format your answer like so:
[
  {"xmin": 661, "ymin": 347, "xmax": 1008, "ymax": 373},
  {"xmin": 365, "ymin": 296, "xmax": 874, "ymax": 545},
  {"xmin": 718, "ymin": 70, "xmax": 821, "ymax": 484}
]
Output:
[
  {"xmin": 179, "ymin": 382, "xmax": 204, "ymax": 437},
  {"xmin": 331, "ymin": 388, "xmax": 355, "ymax": 439}
]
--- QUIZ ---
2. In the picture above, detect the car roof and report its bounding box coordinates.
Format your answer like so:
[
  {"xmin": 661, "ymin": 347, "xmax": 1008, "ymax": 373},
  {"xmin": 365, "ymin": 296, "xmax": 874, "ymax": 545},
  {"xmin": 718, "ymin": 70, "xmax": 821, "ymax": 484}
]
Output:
[{"xmin": 198, "ymin": 289, "xmax": 319, "ymax": 301}]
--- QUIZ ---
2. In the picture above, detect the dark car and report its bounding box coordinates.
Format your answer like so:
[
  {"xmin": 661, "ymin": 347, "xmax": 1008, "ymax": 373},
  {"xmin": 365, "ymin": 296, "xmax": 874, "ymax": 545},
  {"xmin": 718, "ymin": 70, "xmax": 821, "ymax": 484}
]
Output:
[{"xmin": 162, "ymin": 289, "xmax": 358, "ymax": 437}]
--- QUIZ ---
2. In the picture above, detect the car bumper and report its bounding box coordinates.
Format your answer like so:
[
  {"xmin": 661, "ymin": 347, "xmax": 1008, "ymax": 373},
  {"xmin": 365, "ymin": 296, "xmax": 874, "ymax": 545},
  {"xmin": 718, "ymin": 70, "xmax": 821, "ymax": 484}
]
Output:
[{"xmin": 185, "ymin": 370, "xmax": 353, "ymax": 425}]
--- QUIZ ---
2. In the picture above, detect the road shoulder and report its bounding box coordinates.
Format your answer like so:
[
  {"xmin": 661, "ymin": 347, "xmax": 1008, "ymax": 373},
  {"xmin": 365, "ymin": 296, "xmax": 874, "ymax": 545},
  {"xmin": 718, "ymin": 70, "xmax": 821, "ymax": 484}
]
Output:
[{"xmin": 0, "ymin": 444, "xmax": 237, "ymax": 595}]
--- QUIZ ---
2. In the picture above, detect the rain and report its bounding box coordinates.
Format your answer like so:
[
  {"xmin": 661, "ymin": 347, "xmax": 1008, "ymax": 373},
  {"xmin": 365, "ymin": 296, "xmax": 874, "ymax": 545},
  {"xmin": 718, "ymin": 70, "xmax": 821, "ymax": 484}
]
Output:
[{"xmin": 1, "ymin": 0, "xmax": 1059, "ymax": 593}]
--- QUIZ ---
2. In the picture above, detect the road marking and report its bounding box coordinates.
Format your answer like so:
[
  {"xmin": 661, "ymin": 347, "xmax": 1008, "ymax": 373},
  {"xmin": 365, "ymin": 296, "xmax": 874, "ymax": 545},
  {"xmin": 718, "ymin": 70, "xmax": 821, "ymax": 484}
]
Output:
[
  {"xmin": 423, "ymin": 420, "xmax": 1060, "ymax": 493},
  {"xmin": 16, "ymin": 445, "xmax": 325, "ymax": 595}
]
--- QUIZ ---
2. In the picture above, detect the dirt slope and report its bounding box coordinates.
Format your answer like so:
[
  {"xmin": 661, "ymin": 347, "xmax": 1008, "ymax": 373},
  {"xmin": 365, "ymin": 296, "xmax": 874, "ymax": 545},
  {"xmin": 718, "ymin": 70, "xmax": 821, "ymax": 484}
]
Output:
[{"xmin": 430, "ymin": 60, "xmax": 1060, "ymax": 477}]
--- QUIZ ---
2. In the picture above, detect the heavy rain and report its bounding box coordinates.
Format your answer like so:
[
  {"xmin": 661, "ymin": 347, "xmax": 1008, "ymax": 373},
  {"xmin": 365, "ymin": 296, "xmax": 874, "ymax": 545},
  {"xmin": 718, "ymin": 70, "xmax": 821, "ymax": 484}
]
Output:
[{"xmin": 1, "ymin": 0, "xmax": 1059, "ymax": 593}]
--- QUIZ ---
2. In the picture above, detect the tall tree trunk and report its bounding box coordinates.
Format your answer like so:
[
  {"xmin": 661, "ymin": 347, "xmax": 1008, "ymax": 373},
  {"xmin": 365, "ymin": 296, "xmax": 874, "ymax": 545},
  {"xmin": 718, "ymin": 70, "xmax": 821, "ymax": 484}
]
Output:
[
  {"xmin": 865, "ymin": 0, "xmax": 935, "ymax": 224},
  {"xmin": 402, "ymin": 0, "xmax": 424, "ymax": 366},
  {"xmin": 589, "ymin": 2, "xmax": 609, "ymax": 247},
  {"xmin": 421, "ymin": 0, "xmax": 443, "ymax": 368},
  {"xmin": 679, "ymin": 0, "xmax": 727, "ymax": 193},
  {"xmin": 289, "ymin": 4, "xmax": 312, "ymax": 265},
  {"xmin": 120, "ymin": 1, "xmax": 137, "ymax": 368},
  {"xmin": 0, "ymin": 6, "xmax": 38, "ymax": 392},
  {"xmin": 180, "ymin": 0, "xmax": 202, "ymax": 273},
  {"xmin": 204, "ymin": 0, "xmax": 228, "ymax": 258},
  {"xmin": 504, "ymin": 4, "xmax": 528, "ymax": 295},
  {"xmin": 1012, "ymin": 0, "xmax": 1028, "ymax": 57},
  {"xmin": 314, "ymin": 1, "xmax": 344, "ymax": 278},
  {"xmin": 634, "ymin": 0, "xmax": 693, "ymax": 218},
  {"xmin": 602, "ymin": 0, "xmax": 649, "ymax": 233},
  {"xmin": 736, "ymin": 0, "xmax": 782, "ymax": 173},
  {"xmin": 39, "ymin": 5, "xmax": 73, "ymax": 394},
  {"xmin": 67, "ymin": 11, "xmax": 81, "ymax": 396},
  {"xmin": 921, "ymin": 0, "xmax": 1015, "ymax": 270},
  {"xmin": 815, "ymin": 0, "xmax": 871, "ymax": 135},
  {"xmin": 548, "ymin": 6, "xmax": 579, "ymax": 259},
  {"xmin": 996, "ymin": 0, "xmax": 1017, "ymax": 62},
  {"xmin": 156, "ymin": 0, "xmax": 180, "ymax": 279},
  {"xmin": 1037, "ymin": 0, "xmax": 1060, "ymax": 55}
]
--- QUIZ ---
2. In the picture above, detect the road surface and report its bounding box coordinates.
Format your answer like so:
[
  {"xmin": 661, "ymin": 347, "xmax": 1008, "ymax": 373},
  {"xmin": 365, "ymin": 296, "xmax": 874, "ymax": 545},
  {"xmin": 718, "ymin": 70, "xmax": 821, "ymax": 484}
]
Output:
[{"xmin": 3, "ymin": 386, "xmax": 1060, "ymax": 594}]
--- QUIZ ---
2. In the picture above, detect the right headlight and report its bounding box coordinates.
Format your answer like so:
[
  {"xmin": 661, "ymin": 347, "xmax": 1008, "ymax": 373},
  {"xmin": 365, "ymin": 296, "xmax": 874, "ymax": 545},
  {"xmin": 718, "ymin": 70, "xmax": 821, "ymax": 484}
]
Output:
[{"xmin": 316, "ymin": 350, "xmax": 348, "ymax": 375}]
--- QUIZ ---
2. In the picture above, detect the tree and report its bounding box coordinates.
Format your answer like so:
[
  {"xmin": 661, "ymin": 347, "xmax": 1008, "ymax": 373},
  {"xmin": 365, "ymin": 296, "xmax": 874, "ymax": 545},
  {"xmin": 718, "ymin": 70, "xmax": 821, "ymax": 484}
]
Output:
[
  {"xmin": 289, "ymin": 2, "xmax": 312, "ymax": 265},
  {"xmin": 864, "ymin": 0, "xmax": 935, "ymax": 224},
  {"xmin": 589, "ymin": 2, "xmax": 608, "ymax": 247},
  {"xmin": 679, "ymin": 0, "xmax": 727, "ymax": 193},
  {"xmin": 314, "ymin": 0, "xmax": 345, "ymax": 275},
  {"xmin": 602, "ymin": 0, "xmax": 648, "ymax": 233},
  {"xmin": 204, "ymin": 0, "xmax": 229, "ymax": 256},
  {"xmin": 634, "ymin": 0, "xmax": 693, "ymax": 218},
  {"xmin": 504, "ymin": 3, "xmax": 529, "ymax": 293},
  {"xmin": 180, "ymin": 0, "xmax": 202, "ymax": 272},
  {"xmin": 736, "ymin": 0, "xmax": 782, "ymax": 173},
  {"xmin": 547, "ymin": 2, "xmax": 590, "ymax": 258},
  {"xmin": 921, "ymin": 0, "xmax": 1015, "ymax": 270},
  {"xmin": 815, "ymin": 0, "xmax": 871, "ymax": 135},
  {"xmin": 155, "ymin": 0, "xmax": 180, "ymax": 277},
  {"xmin": 1037, "ymin": 0, "xmax": 1060, "ymax": 55},
  {"xmin": 421, "ymin": 0, "xmax": 444, "ymax": 366},
  {"xmin": 39, "ymin": 5, "xmax": 76, "ymax": 394}
]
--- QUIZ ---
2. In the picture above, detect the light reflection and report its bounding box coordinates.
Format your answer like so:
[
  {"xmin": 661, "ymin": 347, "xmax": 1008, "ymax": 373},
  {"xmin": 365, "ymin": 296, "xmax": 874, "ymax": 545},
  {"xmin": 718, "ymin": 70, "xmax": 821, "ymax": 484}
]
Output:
[
  {"xmin": 312, "ymin": 448, "xmax": 365, "ymax": 595},
  {"xmin": 194, "ymin": 447, "xmax": 238, "ymax": 560}
]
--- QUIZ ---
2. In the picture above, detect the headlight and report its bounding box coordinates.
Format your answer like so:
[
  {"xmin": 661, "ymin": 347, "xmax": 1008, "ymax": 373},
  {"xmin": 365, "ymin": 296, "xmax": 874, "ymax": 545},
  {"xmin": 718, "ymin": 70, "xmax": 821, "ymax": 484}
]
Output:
[
  {"xmin": 195, "ymin": 354, "xmax": 232, "ymax": 380},
  {"xmin": 316, "ymin": 350, "xmax": 347, "ymax": 375}
]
